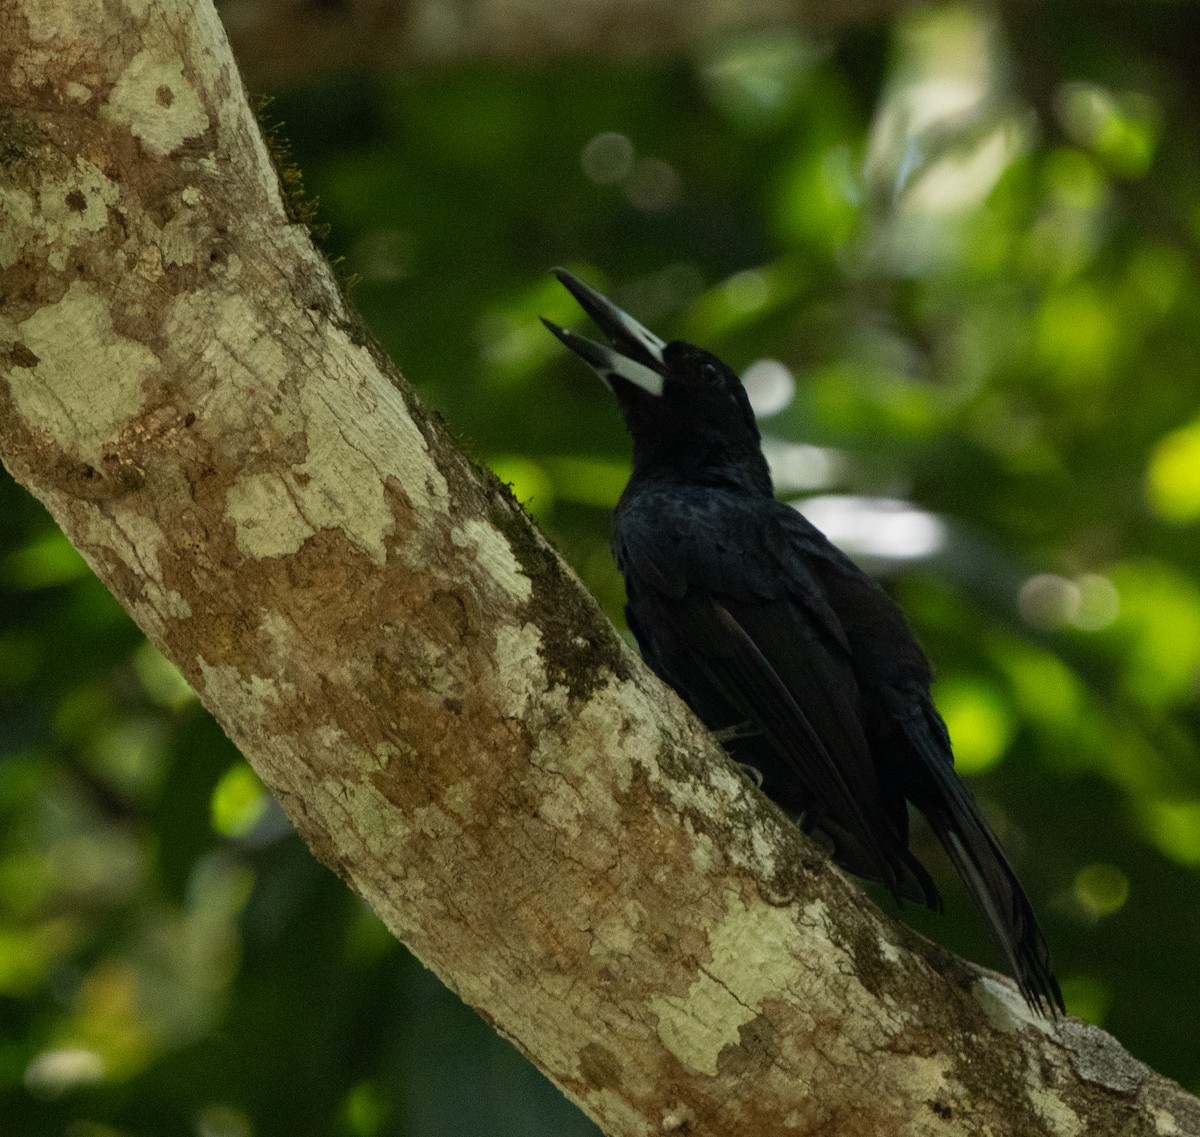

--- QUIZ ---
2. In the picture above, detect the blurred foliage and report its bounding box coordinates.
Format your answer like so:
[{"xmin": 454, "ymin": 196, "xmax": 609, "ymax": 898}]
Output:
[{"xmin": 4, "ymin": 3, "xmax": 1200, "ymax": 1132}]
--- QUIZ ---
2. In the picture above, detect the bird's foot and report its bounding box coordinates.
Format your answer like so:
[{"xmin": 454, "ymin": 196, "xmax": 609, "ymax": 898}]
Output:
[{"xmin": 736, "ymin": 762, "xmax": 765, "ymax": 789}]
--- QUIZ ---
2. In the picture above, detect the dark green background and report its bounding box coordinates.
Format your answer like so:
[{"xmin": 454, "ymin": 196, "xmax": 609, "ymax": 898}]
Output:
[{"xmin": 4, "ymin": 4, "xmax": 1200, "ymax": 1133}]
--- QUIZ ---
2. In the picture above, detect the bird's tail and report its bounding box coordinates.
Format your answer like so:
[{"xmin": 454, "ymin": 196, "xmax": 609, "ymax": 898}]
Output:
[
  {"xmin": 928, "ymin": 805, "xmax": 1063, "ymax": 1017},
  {"xmin": 894, "ymin": 692, "xmax": 1064, "ymax": 1017}
]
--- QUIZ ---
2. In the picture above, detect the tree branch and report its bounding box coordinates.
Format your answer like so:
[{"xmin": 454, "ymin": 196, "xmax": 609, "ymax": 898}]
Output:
[
  {"xmin": 219, "ymin": 0, "xmax": 906, "ymax": 88},
  {"xmin": 1, "ymin": 2, "xmax": 1197, "ymax": 1134}
]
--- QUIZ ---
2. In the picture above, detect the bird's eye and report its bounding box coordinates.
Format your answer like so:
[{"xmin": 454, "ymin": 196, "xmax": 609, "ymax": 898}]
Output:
[{"xmin": 699, "ymin": 362, "xmax": 721, "ymax": 384}]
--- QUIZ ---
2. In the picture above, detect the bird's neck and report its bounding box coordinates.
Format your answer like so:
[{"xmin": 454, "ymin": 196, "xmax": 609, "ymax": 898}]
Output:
[{"xmin": 629, "ymin": 434, "xmax": 774, "ymax": 496}]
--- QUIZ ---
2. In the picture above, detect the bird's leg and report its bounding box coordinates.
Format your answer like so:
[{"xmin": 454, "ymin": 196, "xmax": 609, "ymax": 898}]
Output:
[
  {"xmin": 711, "ymin": 721, "xmax": 765, "ymax": 786},
  {"xmin": 712, "ymin": 720, "xmax": 760, "ymax": 745}
]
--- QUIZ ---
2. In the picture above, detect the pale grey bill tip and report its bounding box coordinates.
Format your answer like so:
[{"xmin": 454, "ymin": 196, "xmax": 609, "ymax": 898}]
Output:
[
  {"xmin": 549, "ymin": 268, "xmax": 668, "ymax": 368},
  {"xmin": 541, "ymin": 317, "xmax": 665, "ymax": 397}
]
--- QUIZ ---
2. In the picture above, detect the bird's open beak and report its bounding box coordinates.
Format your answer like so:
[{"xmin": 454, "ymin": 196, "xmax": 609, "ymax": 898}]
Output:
[{"xmin": 542, "ymin": 268, "xmax": 666, "ymax": 397}]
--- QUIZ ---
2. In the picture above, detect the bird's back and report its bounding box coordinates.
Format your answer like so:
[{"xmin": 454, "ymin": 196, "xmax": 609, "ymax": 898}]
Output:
[{"xmin": 614, "ymin": 479, "xmax": 940, "ymax": 906}]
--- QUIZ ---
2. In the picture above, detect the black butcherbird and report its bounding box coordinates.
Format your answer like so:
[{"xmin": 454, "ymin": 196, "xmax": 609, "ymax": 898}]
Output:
[{"xmin": 543, "ymin": 268, "xmax": 1063, "ymax": 1017}]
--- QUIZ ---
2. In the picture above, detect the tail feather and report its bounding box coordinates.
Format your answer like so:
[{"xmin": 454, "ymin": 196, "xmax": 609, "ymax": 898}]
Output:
[
  {"xmin": 936, "ymin": 820, "xmax": 1063, "ymax": 1016},
  {"xmin": 891, "ymin": 688, "xmax": 1064, "ymax": 1017}
]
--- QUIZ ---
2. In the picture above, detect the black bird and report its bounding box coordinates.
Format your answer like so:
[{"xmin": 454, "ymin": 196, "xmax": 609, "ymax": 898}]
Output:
[{"xmin": 542, "ymin": 268, "xmax": 1063, "ymax": 1017}]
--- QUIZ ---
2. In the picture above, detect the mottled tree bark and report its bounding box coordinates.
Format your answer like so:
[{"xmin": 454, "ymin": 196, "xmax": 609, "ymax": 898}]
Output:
[{"xmin": 1, "ymin": 2, "xmax": 1197, "ymax": 1135}]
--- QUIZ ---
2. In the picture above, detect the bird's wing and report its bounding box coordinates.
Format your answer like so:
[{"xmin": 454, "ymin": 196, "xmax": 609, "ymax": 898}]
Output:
[{"xmin": 617, "ymin": 491, "xmax": 932, "ymax": 903}]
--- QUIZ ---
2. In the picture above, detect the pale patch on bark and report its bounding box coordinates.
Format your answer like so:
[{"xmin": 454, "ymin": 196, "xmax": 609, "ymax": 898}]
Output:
[
  {"xmin": 790, "ymin": 899, "xmax": 910, "ymax": 1054},
  {"xmin": 62, "ymin": 502, "xmax": 192, "ymax": 640},
  {"xmin": 199, "ymin": 288, "xmax": 447, "ymax": 563},
  {"xmin": 564, "ymin": 679, "xmax": 651, "ymax": 795},
  {"xmin": 973, "ymin": 975, "xmax": 1055, "ymax": 1035},
  {"xmin": 119, "ymin": 0, "xmax": 157, "ymax": 19},
  {"xmin": 442, "ymin": 780, "xmax": 476, "ymax": 821},
  {"xmin": 44, "ymin": 159, "xmax": 121, "ymax": 271},
  {"xmin": 1026, "ymin": 1078, "xmax": 1084, "ymax": 1137},
  {"xmin": 195, "ymin": 658, "xmax": 291, "ymax": 738},
  {"xmin": 659, "ymin": 758, "xmax": 747, "ymax": 836},
  {"xmin": 0, "ymin": 158, "xmax": 118, "ymax": 271},
  {"xmin": 10, "ymin": 0, "xmax": 102, "ymax": 86},
  {"xmin": 647, "ymin": 889, "xmax": 803, "ymax": 1076},
  {"xmin": 685, "ymin": 820, "xmax": 717, "ymax": 872},
  {"xmin": 896, "ymin": 1057, "xmax": 955, "ymax": 1131},
  {"xmin": 225, "ymin": 473, "xmax": 318, "ymax": 559},
  {"xmin": 583, "ymin": 1089, "xmax": 654, "ymax": 1137},
  {"xmin": 493, "ymin": 622, "xmax": 548, "ymax": 718},
  {"xmin": 451, "ymin": 519, "xmax": 533, "ymax": 603},
  {"xmin": 102, "ymin": 51, "xmax": 209, "ymax": 157},
  {"xmin": 319, "ymin": 776, "xmax": 412, "ymax": 871},
  {"xmin": 156, "ymin": 197, "xmax": 207, "ymax": 268},
  {"xmin": 1154, "ymin": 1108, "xmax": 1182, "ymax": 1135},
  {"xmin": 293, "ymin": 367, "xmax": 437, "ymax": 563},
  {"xmin": 587, "ymin": 899, "xmax": 644, "ymax": 962},
  {"xmin": 412, "ymin": 802, "xmax": 464, "ymax": 841},
  {"xmin": 877, "ymin": 934, "xmax": 902, "ymax": 964},
  {"xmin": 748, "ymin": 825, "xmax": 779, "ymax": 879},
  {"xmin": 7, "ymin": 282, "xmax": 157, "ymax": 464},
  {"xmin": 0, "ymin": 189, "xmax": 34, "ymax": 270},
  {"xmin": 164, "ymin": 288, "xmax": 291, "ymax": 451},
  {"xmin": 526, "ymin": 677, "xmax": 657, "ymax": 857},
  {"xmin": 535, "ymin": 771, "xmax": 588, "ymax": 840}
]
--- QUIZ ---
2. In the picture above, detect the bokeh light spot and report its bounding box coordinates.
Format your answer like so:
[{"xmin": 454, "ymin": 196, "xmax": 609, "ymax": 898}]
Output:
[
  {"xmin": 1146, "ymin": 418, "xmax": 1200, "ymax": 523},
  {"xmin": 1143, "ymin": 799, "xmax": 1200, "ymax": 867},
  {"xmin": 133, "ymin": 641, "xmax": 197, "ymax": 709},
  {"xmin": 211, "ymin": 764, "xmax": 269, "ymax": 839},
  {"xmin": 1, "ymin": 531, "xmax": 89, "ymax": 590},
  {"xmin": 1057, "ymin": 82, "xmax": 1160, "ymax": 177},
  {"xmin": 741, "ymin": 359, "xmax": 795, "ymax": 417},
  {"xmin": 342, "ymin": 1080, "xmax": 389, "ymax": 1137},
  {"xmin": 1060, "ymin": 975, "xmax": 1113, "ymax": 1025},
  {"xmin": 701, "ymin": 30, "xmax": 822, "ymax": 131},
  {"xmin": 1073, "ymin": 862, "xmax": 1130, "ymax": 917},
  {"xmin": 797, "ymin": 496, "xmax": 946, "ymax": 563},
  {"xmin": 624, "ymin": 158, "xmax": 681, "ymax": 212},
  {"xmin": 580, "ymin": 132, "xmax": 634, "ymax": 185},
  {"xmin": 194, "ymin": 1103, "xmax": 254, "ymax": 1137},
  {"xmin": 489, "ymin": 455, "xmax": 554, "ymax": 517},
  {"xmin": 933, "ymin": 676, "xmax": 1014, "ymax": 774},
  {"xmin": 24, "ymin": 1047, "xmax": 105, "ymax": 1098},
  {"xmin": 1019, "ymin": 573, "xmax": 1079, "ymax": 630}
]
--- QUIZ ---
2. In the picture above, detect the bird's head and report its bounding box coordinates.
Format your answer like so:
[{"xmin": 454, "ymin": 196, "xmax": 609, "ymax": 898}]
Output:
[{"xmin": 542, "ymin": 269, "xmax": 771, "ymax": 491}]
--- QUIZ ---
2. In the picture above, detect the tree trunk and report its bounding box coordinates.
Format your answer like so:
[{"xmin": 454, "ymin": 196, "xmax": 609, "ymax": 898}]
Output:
[{"xmin": 1, "ymin": 2, "xmax": 1197, "ymax": 1134}]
